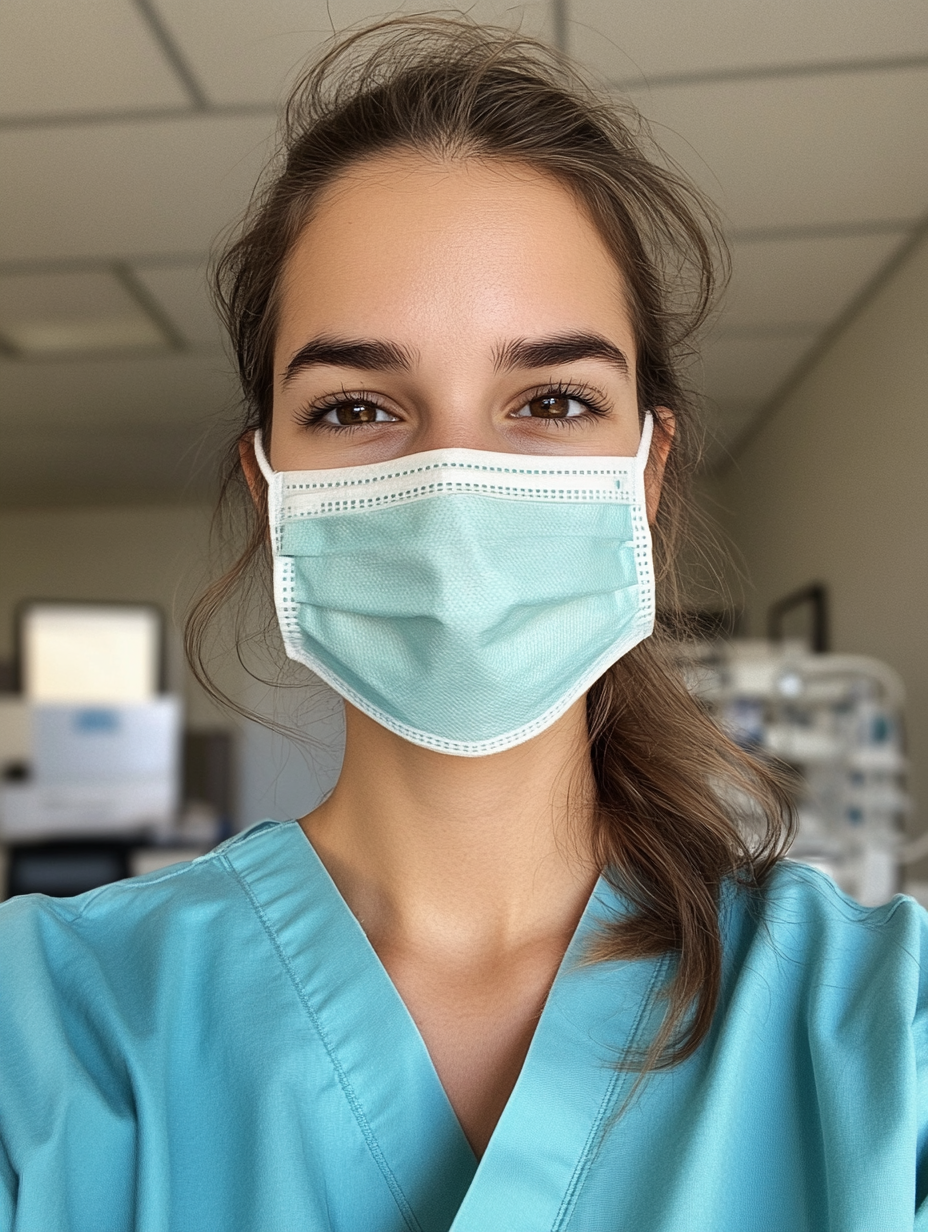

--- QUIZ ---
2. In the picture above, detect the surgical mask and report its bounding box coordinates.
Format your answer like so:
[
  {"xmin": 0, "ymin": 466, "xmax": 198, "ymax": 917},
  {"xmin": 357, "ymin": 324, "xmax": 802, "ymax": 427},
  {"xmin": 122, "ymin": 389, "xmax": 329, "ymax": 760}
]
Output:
[{"xmin": 254, "ymin": 415, "xmax": 655, "ymax": 756}]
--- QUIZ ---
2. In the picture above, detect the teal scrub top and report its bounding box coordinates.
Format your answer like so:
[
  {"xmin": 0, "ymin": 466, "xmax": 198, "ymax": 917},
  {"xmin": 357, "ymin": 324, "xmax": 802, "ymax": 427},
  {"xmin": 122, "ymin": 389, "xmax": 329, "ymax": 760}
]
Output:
[{"xmin": 0, "ymin": 818, "xmax": 927, "ymax": 1231}]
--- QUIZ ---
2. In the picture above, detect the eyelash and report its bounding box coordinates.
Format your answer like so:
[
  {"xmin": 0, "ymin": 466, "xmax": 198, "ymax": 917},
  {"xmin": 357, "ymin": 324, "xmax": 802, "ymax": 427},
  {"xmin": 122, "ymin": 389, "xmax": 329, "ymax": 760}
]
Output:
[
  {"xmin": 520, "ymin": 382, "xmax": 611, "ymax": 428},
  {"xmin": 294, "ymin": 382, "xmax": 612, "ymax": 433},
  {"xmin": 294, "ymin": 389, "xmax": 386, "ymax": 433}
]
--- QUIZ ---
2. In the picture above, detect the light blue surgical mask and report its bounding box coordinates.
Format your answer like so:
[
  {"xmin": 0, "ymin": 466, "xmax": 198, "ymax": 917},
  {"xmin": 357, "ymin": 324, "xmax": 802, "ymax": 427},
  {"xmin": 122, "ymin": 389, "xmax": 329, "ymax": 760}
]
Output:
[{"xmin": 254, "ymin": 415, "xmax": 655, "ymax": 755}]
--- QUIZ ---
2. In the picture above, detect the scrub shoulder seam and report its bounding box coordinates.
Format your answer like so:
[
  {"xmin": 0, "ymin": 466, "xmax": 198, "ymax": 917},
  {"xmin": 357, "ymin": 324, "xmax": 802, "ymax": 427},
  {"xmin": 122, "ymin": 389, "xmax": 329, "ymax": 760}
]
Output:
[{"xmin": 771, "ymin": 860, "xmax": 925, "ymax": 928}]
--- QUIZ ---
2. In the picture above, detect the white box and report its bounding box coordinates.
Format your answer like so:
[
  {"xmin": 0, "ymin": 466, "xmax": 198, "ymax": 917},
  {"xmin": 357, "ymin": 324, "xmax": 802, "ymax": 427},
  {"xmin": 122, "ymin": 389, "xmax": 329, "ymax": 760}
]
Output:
[
  {"xmin": 32, "ymin": 698, "xmax": 180, "ymax": 785},
  {"xmin": 0, "ymin": 778, "xmax": 177, "ymax": 840}
]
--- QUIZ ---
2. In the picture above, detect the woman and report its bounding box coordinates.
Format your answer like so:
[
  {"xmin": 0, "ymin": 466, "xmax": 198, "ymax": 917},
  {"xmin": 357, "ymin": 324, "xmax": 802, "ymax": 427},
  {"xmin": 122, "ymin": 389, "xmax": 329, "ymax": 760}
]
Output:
[{"xmin": 1, "ymin": 18, "xmax": 926, "ymax": 1232}]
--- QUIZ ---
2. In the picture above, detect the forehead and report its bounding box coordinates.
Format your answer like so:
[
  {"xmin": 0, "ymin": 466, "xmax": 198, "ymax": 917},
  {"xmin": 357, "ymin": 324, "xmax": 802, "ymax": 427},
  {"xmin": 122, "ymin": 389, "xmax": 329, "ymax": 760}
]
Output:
[{"xmin": 275, "ymin": 153, "xmax": 634, "ymax": 355}]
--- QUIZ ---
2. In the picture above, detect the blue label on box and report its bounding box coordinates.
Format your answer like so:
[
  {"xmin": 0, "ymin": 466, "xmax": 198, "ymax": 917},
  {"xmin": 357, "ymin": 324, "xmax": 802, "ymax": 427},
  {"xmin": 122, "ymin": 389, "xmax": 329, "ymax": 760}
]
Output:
[{"xmin": 73, "ymin": 708, "xmax": 120, "ymax": 733}]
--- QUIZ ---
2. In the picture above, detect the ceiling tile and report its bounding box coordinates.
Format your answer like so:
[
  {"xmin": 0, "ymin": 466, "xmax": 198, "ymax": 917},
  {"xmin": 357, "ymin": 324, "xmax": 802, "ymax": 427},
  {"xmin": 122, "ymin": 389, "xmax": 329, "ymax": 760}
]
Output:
[
  {"xmin": 699, "ymin": 330, "xmax": 816, "ymax": 406},
  {"xmin": 0, "ymin": 0, "xmax": 190, "ymax": 118},
  {"xmin": 153, "ymin": 0, "xmax": 552, "ymax": 107},
  {"xmin": 569, "ymin": 0, "xmax": 928, "ymax": 84},
  {"xmin": 624, "ymin": 67, "xmax": 928, "ymax": 231},
  {"xmin": 133, "ymin": 261, "xmax": 225, "ymax": 348},
  {"xmin": 723, "ymin": 231, "xmax": 909, "ymax": 329},
  {"xmin": 0, "ymin": 269, "xmax": 167, "ymax": 356},
  {"xmin": 0, "ymin": 115, "xmax": 275, "ymax": 262},
  {"xmin": 0, "ymin": 269, "xmax": 136, "ymax": 320},
  {"xmin": 0, "ymin": 351, "xmax": 239, "ymax": 430}
]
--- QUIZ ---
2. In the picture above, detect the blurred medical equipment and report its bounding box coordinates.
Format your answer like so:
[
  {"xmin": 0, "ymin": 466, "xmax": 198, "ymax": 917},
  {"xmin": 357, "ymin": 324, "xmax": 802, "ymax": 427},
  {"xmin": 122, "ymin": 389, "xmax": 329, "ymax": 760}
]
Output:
[
  {"xmin": 0, "ymin": 601, "xmax": 179, "ymax": 841},
  {"xmin": 0, "ymin": 602, "xmax": 227, "ymax": 896},
  {"xmin": 680, "ymin": 639, "xmax": 914, "ymax": 905},
  {"xmin": 0, "ymin": 698, "xmax": 181, "ymax": 839}
]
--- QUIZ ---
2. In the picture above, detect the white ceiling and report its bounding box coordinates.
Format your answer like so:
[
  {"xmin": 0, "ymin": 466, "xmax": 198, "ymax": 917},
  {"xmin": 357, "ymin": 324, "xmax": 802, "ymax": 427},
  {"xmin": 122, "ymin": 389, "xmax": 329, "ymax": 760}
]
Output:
[{"xmin": 0, "ymin": 0, "xmax": 925, "ymax": 505}]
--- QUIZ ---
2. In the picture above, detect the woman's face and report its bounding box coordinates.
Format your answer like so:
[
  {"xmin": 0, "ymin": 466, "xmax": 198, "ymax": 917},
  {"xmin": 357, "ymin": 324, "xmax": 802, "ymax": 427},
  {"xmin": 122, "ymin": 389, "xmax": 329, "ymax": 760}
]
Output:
[{"xmin": 271, "ymin": 153, "xmax": 654, "ymax": 473}]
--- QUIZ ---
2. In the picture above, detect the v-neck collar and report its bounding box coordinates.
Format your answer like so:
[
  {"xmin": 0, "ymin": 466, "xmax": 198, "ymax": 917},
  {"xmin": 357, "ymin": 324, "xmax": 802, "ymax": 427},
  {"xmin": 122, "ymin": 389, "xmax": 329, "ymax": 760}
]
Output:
[{"xmin": 224, "ymin": 820, "xmax": 665, "ymax": 1232}]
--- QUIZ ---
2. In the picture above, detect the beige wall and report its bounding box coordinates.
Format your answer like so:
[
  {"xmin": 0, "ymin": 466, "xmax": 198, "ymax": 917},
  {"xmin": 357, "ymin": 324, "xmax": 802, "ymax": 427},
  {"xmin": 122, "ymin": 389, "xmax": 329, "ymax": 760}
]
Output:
[
  {"xmin": 0, "ymin": 504, "xmax": 224, "ymax": 729},
  {"xmin": 715, "ymin": 229, "xmax": 928, "ymax": 834}
]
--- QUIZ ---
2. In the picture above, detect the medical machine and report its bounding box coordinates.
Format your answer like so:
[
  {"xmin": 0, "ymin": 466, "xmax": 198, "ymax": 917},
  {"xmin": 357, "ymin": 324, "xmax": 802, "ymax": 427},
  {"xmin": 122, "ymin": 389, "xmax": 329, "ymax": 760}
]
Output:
[
  {"xmin": 680, "ymin": 639, "xmax": 914, "ymax": 905},
  {"xmin": 0, "ymin": 601, "xmax": 182, "ymax": 841},
  {"xmin": 0, "ymin": 698, "xmax": 182, "ymax": 839}
]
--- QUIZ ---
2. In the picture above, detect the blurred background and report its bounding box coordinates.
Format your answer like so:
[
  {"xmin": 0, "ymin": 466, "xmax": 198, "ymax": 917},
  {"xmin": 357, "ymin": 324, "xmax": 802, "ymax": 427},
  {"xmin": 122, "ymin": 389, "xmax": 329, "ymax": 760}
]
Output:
[{"xmin": 0, "ymin": 1, "xmax": 925, "ymax": 903}]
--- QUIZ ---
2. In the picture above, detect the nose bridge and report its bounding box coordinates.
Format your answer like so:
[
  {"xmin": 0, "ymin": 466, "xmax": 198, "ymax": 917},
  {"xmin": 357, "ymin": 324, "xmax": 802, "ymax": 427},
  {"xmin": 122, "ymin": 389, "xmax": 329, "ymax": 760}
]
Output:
[
  {"xmin": 415, "ymin": 423, "xmax": 499, "ymax": 453},
  {"xmin": 410, "ymin": 386, "xmax": 500, "ymax": 454}
]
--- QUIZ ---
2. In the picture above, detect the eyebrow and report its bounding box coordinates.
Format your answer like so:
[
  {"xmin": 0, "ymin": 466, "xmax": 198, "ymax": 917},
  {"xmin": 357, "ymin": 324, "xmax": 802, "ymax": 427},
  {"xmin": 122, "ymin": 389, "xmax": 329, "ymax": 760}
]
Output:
[
  {"xmin": 281, "ymin": 329, "xmax": 630, "ymax": 386},
  {"xmin": 494, "ymin": 332, "xmax": 630, "ymax": 376},
  {"xmin": 282, "ymin": 336, "xmax": 416, "ymax": 386}
]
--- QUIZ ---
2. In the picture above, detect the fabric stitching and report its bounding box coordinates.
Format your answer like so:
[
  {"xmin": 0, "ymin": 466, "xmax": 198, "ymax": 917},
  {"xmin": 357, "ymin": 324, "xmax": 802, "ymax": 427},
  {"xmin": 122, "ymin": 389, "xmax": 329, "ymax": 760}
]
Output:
[
  {"xmin": 66, "ymin": 852, "xmax": 224, "ymax": 921},
  {"xmin": 551, "ymin": 960, "xmax": 667, "ymax": 1231},
  {"xmin": 280, "ymin": 483, "xmax": 634, "ymax": 518},
  {"xmin": 221, "ymin": 849, "xmax": 424, "ymax": 1232},
  {"xmin": 275, "ymin": 449, "xmax": 641, "ymax": 519},
  {"xmin": 282, "ymin": 456, "xmax": 635, "ymax": 487}
]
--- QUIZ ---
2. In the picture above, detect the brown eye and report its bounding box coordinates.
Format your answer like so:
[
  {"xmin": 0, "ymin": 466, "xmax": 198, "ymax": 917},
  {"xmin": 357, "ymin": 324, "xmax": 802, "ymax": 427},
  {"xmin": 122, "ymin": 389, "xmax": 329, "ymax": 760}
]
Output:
[
  {"xmin": 513, "ymin": 394, "xmax": 586, "ymax": 420},
  {"xmin": 336, "ymin": 401, "xmax": 379, "ymax": 424},
  {"xmin": 530, "ymin": 395, "xmax": 571, "ymax": 418},
  {"xmin": 321, "ymin": 400, "xmax": 397, "ymax": 426}
]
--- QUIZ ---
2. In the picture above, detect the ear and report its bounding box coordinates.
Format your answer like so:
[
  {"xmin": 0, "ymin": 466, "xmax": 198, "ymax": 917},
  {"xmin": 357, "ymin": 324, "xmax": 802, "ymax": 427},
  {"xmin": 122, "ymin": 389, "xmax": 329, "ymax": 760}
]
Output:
[
  {"xmin": 644, "ymin": 408, "xmax": 675, "ymax": 525},
  {"xmin": 239, "ymin": 431, "xmax": 265, "ymax": 508}
]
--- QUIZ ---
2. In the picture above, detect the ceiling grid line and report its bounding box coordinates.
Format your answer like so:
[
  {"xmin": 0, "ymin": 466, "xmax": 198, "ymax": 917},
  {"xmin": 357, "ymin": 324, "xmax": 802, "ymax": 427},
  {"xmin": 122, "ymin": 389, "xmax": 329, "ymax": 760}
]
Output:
[
  {"xmin": 551, "ymin": 0, "xmax": 568, "ymax": 55},
  {"xmin": 110, "ymin": 262, "xmax": 188, "ymax": 352},
  {"xmin": 131, "ymin": 0, "xmax": 211, "ymax": 110},
  {"xmin": 0, "ymin": 254, "xmax": 210, "ymax": 277},
  {"xmin": 611, "ymin": 50, "xmax": 928, "ymax": 92},
  {"xmin": 0, "ymin": 101, "xmax": 276, "ymax": 134},
  {"xmin": 729, "ymin": 220, "xmax": 919, "ymax": 244}
]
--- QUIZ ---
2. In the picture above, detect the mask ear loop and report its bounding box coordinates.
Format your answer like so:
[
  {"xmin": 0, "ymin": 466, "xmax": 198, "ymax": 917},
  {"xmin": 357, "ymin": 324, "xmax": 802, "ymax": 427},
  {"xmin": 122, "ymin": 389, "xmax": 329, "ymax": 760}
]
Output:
[
  {"xmin": 252, "ymin": 429, "xmax": 275, "ymax": 485},
  {"xmin": 636, "ymin": 411, "xmax": 654, "ymax": 465}
]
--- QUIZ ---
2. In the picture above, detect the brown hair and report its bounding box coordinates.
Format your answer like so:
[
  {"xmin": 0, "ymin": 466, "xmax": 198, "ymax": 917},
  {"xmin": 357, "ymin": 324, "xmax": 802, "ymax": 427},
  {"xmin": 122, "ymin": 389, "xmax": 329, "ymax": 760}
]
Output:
[{"xmin": 188, "ymin": 15, "xmax": 793, "ymax": 1073}]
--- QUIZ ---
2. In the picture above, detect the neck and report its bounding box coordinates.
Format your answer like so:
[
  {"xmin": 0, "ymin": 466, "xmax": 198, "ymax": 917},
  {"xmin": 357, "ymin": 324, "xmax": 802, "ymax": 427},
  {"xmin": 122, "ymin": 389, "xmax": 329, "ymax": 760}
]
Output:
[{"xmin": 302, "ymin": 699, "xmax": 600, "ymax": 957}]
